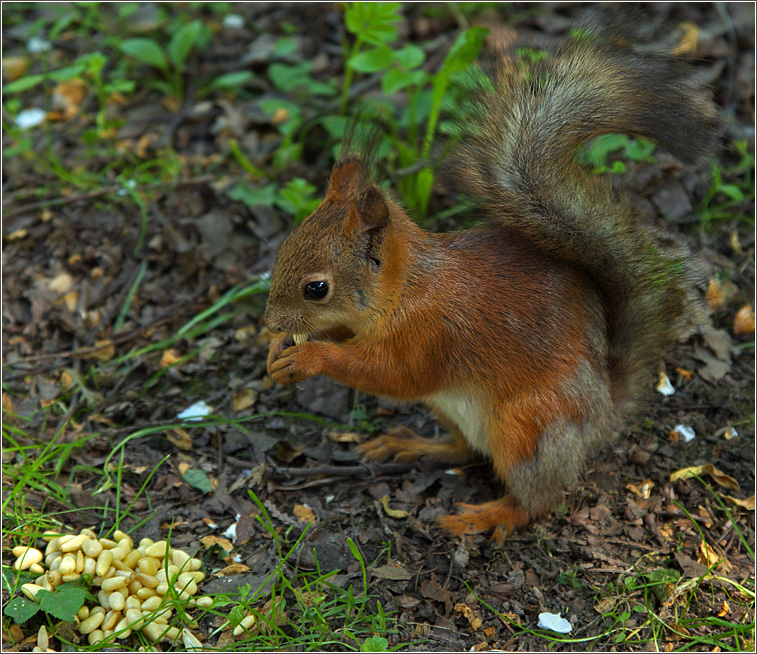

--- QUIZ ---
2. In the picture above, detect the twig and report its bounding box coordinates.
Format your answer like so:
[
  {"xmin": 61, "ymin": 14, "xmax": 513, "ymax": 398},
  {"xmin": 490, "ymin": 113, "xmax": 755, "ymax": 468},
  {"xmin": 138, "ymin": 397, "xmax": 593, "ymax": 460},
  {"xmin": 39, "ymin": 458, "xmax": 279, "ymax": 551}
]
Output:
[
  {"xmin": 2, "ymin": 176, "xmax": 214, "ymax": 224},
  {"xmin": 5, "ymin": 309, "xmax": 179, "ymax": 365}
]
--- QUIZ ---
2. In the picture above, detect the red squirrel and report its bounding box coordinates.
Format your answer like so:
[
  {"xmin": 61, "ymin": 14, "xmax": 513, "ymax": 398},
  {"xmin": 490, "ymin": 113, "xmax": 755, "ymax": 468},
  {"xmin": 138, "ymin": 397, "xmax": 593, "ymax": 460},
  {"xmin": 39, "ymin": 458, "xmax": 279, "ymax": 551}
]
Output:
[{"xmin": 263, "ymin": 22, "xmax": 717, "ymax": 543}]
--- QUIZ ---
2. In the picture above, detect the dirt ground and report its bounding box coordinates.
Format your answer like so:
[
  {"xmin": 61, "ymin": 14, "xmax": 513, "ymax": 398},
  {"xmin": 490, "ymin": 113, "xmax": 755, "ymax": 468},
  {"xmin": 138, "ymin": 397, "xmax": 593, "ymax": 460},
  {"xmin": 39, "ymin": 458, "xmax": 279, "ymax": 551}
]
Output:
[{"xmin": 2, "ymin": 2, "xmax": 754, "ymax": 651}]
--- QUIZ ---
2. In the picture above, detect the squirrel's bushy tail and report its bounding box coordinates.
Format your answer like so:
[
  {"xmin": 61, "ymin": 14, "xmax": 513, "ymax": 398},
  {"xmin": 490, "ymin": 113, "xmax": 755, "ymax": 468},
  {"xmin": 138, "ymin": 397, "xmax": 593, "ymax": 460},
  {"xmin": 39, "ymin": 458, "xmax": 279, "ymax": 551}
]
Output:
[{"xmin": 451, "ymin": 18, "xmax": 717, "ymax": 416}]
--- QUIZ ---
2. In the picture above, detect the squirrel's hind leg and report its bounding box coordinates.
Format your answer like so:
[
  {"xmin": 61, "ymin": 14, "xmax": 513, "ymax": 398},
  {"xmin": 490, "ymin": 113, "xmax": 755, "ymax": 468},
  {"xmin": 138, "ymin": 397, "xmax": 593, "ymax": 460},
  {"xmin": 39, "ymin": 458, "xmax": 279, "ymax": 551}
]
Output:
[{"xmin": 357, "ymin": 425, "xmax": 478, "ymax": 465}]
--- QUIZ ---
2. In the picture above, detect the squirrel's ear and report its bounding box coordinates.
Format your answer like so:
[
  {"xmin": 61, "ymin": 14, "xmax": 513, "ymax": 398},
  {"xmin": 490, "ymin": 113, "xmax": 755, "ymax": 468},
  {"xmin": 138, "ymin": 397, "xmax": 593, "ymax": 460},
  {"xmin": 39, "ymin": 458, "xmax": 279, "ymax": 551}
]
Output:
[
  {"xmin": 326, "ymin": 160, "xmax": 362, "ymax": 199},
  {"xmin": 355, "ymin": 186, "xmax": 389, "ymax": 232}
]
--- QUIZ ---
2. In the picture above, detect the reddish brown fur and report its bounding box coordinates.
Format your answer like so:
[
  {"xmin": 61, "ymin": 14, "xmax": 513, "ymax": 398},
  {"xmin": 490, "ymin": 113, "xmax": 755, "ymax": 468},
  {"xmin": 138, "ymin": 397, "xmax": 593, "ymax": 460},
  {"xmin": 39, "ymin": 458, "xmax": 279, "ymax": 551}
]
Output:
[{"xmin": 264, "ymin": 22, "xmax": 715, "ymax": 543}]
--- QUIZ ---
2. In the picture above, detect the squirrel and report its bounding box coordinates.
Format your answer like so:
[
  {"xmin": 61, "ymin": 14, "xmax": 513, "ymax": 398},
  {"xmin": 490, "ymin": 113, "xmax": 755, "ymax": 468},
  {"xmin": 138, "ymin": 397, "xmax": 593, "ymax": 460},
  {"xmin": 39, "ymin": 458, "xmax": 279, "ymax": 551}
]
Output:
[{"xmin": 263, "ymin": 20, "xmax": 717, "ymax": 544}]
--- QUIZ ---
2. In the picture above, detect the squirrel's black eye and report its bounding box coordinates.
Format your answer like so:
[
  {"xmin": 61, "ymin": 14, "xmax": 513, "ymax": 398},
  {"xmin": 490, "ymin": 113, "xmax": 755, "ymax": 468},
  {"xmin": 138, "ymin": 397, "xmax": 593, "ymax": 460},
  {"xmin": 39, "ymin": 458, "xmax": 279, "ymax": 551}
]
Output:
[{"xmin": 304, "ymin": 280, "xmax": 329, "ymax": 301}]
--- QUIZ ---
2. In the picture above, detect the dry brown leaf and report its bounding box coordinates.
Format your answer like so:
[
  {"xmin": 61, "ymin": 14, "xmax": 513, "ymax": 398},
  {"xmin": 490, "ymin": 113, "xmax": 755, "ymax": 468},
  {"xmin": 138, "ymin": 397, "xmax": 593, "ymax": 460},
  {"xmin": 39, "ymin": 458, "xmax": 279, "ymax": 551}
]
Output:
[
  {"xmin": 675, "ymin": 367, "xmax": 693, "ymax": 380},
  {"xmin": 670, "ymin": 464, "xmax": 740, "ymax": 492},
  {"xmin": 274, "ymin": 442, "xmax": 305, "ymax": 463},
  {"xmin": 2, "ymin": 55, "xmax": 29, "ymax": 80},
  {"xmin": 697, "ymin": 539, "xmax": 732, "ymax": 573},
  {"xmin": 178, "ymin": 462, "xmax": 191, "ymax": 475},
  {"xmin": 167, "ymin": 428, "xmax": 193, "ymax": 451},
  {"xmin": 52, "ymin": 78, "xmax": 87, "ymax": 118},
  {"xmin": 720, "ymin": 494, "xmax": 755, "ymax": 511},
  {"xmin": 234, "ymin": 325, "xmax": 258, "ymax": 346},
  {"xmin": 327, "ymin": 431, "xmax": 362, "ymax": 444},
  {"xmin": 6, "ymin": 228, "xmax": 27, "ymax": 242},
  {"xmin": 200, "ymin": 534, "xmax": 234, "ymax": 553},
  {"xmin": 216, "ymin": 563, "xmax": 251, "ymax": 576},
  {"xmin": 705, "ymin": 278, "xmax": 724, "ymax": 311},
  {"xmin": 160, "ymin": 348, "xmax": 183, "ymax": 367},
  {"xmin": 372, "ymin": 563, "xmax": 413, "ymax": 581},
  {"xmin": 233, "ymin": 389, "xmax": 258, "ymax": 412},
  {"xmin": 293, "ymin": 504, "xmax": 317, "ymax": 523},
  {"xmin": 454, "ymin": 602, "xmax": 483, "ymax": 630},
  {"xmin": 697, "ymin": 505, "xmax": 714, "ymax": 529},
  {"xmin": 379, "ymin": 495, "xmax": 409, "ymax": 519},
  {"xmin": 88, "ymin": 340, "xmax": 115, "ymax": 362},
  {"xmin": 61, "ymin": 290, "xmax": 78, "ymax": 312},
  {"xmin": 49, "ymin": 272, "xmax": 74, "ymax": 294},
  {"xmin": 733, "ymin": 304, "xmax": 755, "ymax": 335}
]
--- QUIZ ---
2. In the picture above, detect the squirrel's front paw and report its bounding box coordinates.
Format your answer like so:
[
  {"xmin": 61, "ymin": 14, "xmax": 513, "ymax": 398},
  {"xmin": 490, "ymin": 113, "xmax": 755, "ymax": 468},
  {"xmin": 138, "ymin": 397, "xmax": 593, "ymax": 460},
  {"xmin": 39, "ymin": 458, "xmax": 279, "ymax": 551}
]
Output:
[{"xmin": 267, "ymin": 338, "xmax": 318, "ymax": 386}]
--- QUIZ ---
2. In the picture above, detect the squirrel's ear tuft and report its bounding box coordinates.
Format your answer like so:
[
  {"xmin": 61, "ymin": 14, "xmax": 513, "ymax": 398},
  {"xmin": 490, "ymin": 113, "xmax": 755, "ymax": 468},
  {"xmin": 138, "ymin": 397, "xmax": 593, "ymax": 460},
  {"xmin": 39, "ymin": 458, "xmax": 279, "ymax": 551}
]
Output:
[{"xmin": 326, "ymin": 159, "xmax": 363, "ymax": 199}]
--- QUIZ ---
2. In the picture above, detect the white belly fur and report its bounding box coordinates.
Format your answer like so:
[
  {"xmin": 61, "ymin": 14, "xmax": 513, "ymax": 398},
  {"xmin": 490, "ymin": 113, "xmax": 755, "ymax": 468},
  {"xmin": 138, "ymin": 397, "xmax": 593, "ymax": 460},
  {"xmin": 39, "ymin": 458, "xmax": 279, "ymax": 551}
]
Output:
[{"xmin": 425, "ymin": 387, "xmax": 490, "ymax": 456}]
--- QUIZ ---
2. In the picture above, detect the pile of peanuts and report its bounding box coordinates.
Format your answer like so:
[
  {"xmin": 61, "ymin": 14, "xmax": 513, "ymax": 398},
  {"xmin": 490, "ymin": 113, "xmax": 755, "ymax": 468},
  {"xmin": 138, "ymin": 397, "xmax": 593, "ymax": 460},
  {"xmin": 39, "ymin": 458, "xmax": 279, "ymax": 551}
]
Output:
[{"xmin": 12, "ymin": 529, "xmax": 211, "ymax": 649}]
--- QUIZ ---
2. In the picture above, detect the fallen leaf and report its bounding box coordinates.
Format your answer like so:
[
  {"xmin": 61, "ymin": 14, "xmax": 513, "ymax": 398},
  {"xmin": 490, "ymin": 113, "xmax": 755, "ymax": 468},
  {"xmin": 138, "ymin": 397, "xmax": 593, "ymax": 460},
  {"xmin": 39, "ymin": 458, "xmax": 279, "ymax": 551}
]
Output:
[
  {"xmin": 48, "ymin": 272, "xmax": 74, "ymax": 294},
  {"xmin": 6, "ymin": 228, "xmax": 27, "ymax": 242},
  {"xmin": 167, "ymin": 428, "xmax": 193, "ymax": 450},
  {"xmin": 200, "ymin": 535, "xmax": 234, "ymax": 553},
  {"xmin": 697, "ymin": 539, "xmax": 732, "ymax": 573},
  {"xmin": 293, "ymin": 504, "xmax": 317, "ymax": 523},
  {"xmin": 720, "ymin": 494, "xmax": 755, "ymax": 511},
  {"xmin": 379, "ymin": 495, "xmax": 409, "ymax": 519},
  {"xmin": 216, "ymin": 563, "xmax": 251, "ymax": 576},
  {"xmin": 88, "ymin": 340, "xmax": 115, "ymax": 362},
  {"xmin": 675, "ymin": 367, "xmax": 693, "ymax": 380},
  {"xmin": 274, "ymin": 442, "xmax": 305, "ymax": 463},
  {"xmin": 420, "ymin": 575, "xmax": 454, "ymax": 612},
  {"xmin": 594, "ymin": 597, "xmax": 617, "ymax": 614},
  {"xmin": 327, "ymin": 431, "xmax": 362, "ymax": 444},
  {"xmin": 372, "ymin": 563, "xmax": 413, "ymax": 581},
  {"xmin": 233, "ymin": 389, "xmax": 258, "ymax": 412},
  {"xmin": 160, "ymin": 348, "xmax": 183, "ymax": 367},
  {"xmin": 733, "ymin": 304, "xmax": 755, "ymax": 335},
  {"xmin": 52, "ymin": 78, "xmax": 87, "ymax": 118},
  {"xmin": 2, "ymin": 55, "xmax": 29, "ymax": 80},
  {"xmin": 670, "ymin": 464, "xmax": 739, "ymax": 492},
  {"xmin": 718, "ymin": 600, "xmax": 729, "ymax": 617},
  {"xmin": 705, "ymin": 278, "xmax": 724, "ymax": 311},
  {"xmin": 454, "ymin": 602, "xmax": 483, "ymax": 630}
]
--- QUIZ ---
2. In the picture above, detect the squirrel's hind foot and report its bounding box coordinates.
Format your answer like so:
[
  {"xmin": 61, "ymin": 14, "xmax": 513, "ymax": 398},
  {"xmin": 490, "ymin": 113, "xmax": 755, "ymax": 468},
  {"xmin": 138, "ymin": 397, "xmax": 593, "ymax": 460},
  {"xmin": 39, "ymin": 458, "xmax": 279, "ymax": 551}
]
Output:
[{"xmin": 437, "ymin": 495, "xmax": 536, "ymax": 546}]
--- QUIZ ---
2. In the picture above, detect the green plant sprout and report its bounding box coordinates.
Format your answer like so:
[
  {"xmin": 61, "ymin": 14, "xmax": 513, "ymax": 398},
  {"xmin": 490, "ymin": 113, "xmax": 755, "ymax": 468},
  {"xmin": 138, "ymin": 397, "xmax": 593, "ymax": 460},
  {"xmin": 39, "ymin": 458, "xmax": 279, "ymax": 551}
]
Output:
[{"xmin": 118, "ymin": 19, "xmax": 206, "ymax": 101}]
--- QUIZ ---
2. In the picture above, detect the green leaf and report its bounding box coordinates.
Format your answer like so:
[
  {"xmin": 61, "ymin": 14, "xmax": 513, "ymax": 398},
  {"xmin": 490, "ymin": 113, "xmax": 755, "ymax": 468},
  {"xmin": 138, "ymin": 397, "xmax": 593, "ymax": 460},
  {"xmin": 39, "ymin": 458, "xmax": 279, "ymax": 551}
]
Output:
[
  {"xmin": 168, "ymin": 20, "xmax": 202, "ymax": 68},
  {"xmin": 276, "ymin": 178, "xmax": 320, "ymax": 222},
  {"xmin": 3, "ymin": 74, "xmax": 46, "ymax": 94},
  {"xmin": 382, "ymin": 68, "xmax": 425, "ymax": 94},
  {"xmin": 719, "ymin": 184, "xmax": 745, "ymax": 202},
  {"xmin": 345, "ymin": 2, "xmax": 401, "ymax": 45},
  {"xmin": 119, "ymin": 38, "xmax": 168, "ymax": 72},
  {"xmin": 361, "ymin": 635, "xmax": 390, "ymax": 652},
  {"xmin": 3, "ymin": 595, "xmax": 40, "ymax": 624},
  {"xmin": 48, "ymin": 64, "xmax": 86, "ymax": 82},
  {"xmin": 392, "ymin": 45, "xmax": 425, "ymax": 69},
  {"xmin": 623, "ymin": 137, "xmax": 656, "ymax": 162},
  {"xmin": 438, "ymin": 26, "xmax": 488, "ymax": 79},
  {"xmin": 349, "ymin": 46, "xmax": 395, "ymax": 73},
  {"xmin": 318, "ymin": 115, "xmax": 349, "ymax": 139},
  {"xmin": 181, "ymin": 468, "xmax": 214, "ymax": 495},
  {"xmin": 212, "ymin": 70, "xmax": 254, "ymax": 89},
  {"xmin": 228, "ymin": 182, "xmax": 277, "ymax": 208},
  {"xmin": 37, "ymin": 584, "xmax": 89, "ymax": 622},
  {"xmin": 344, "ymin": 2, "xmax": 402, "ymax": 45},
  {"xmin": 268, "ymin": 62, "xmax": 335, "ymax": 96}
]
